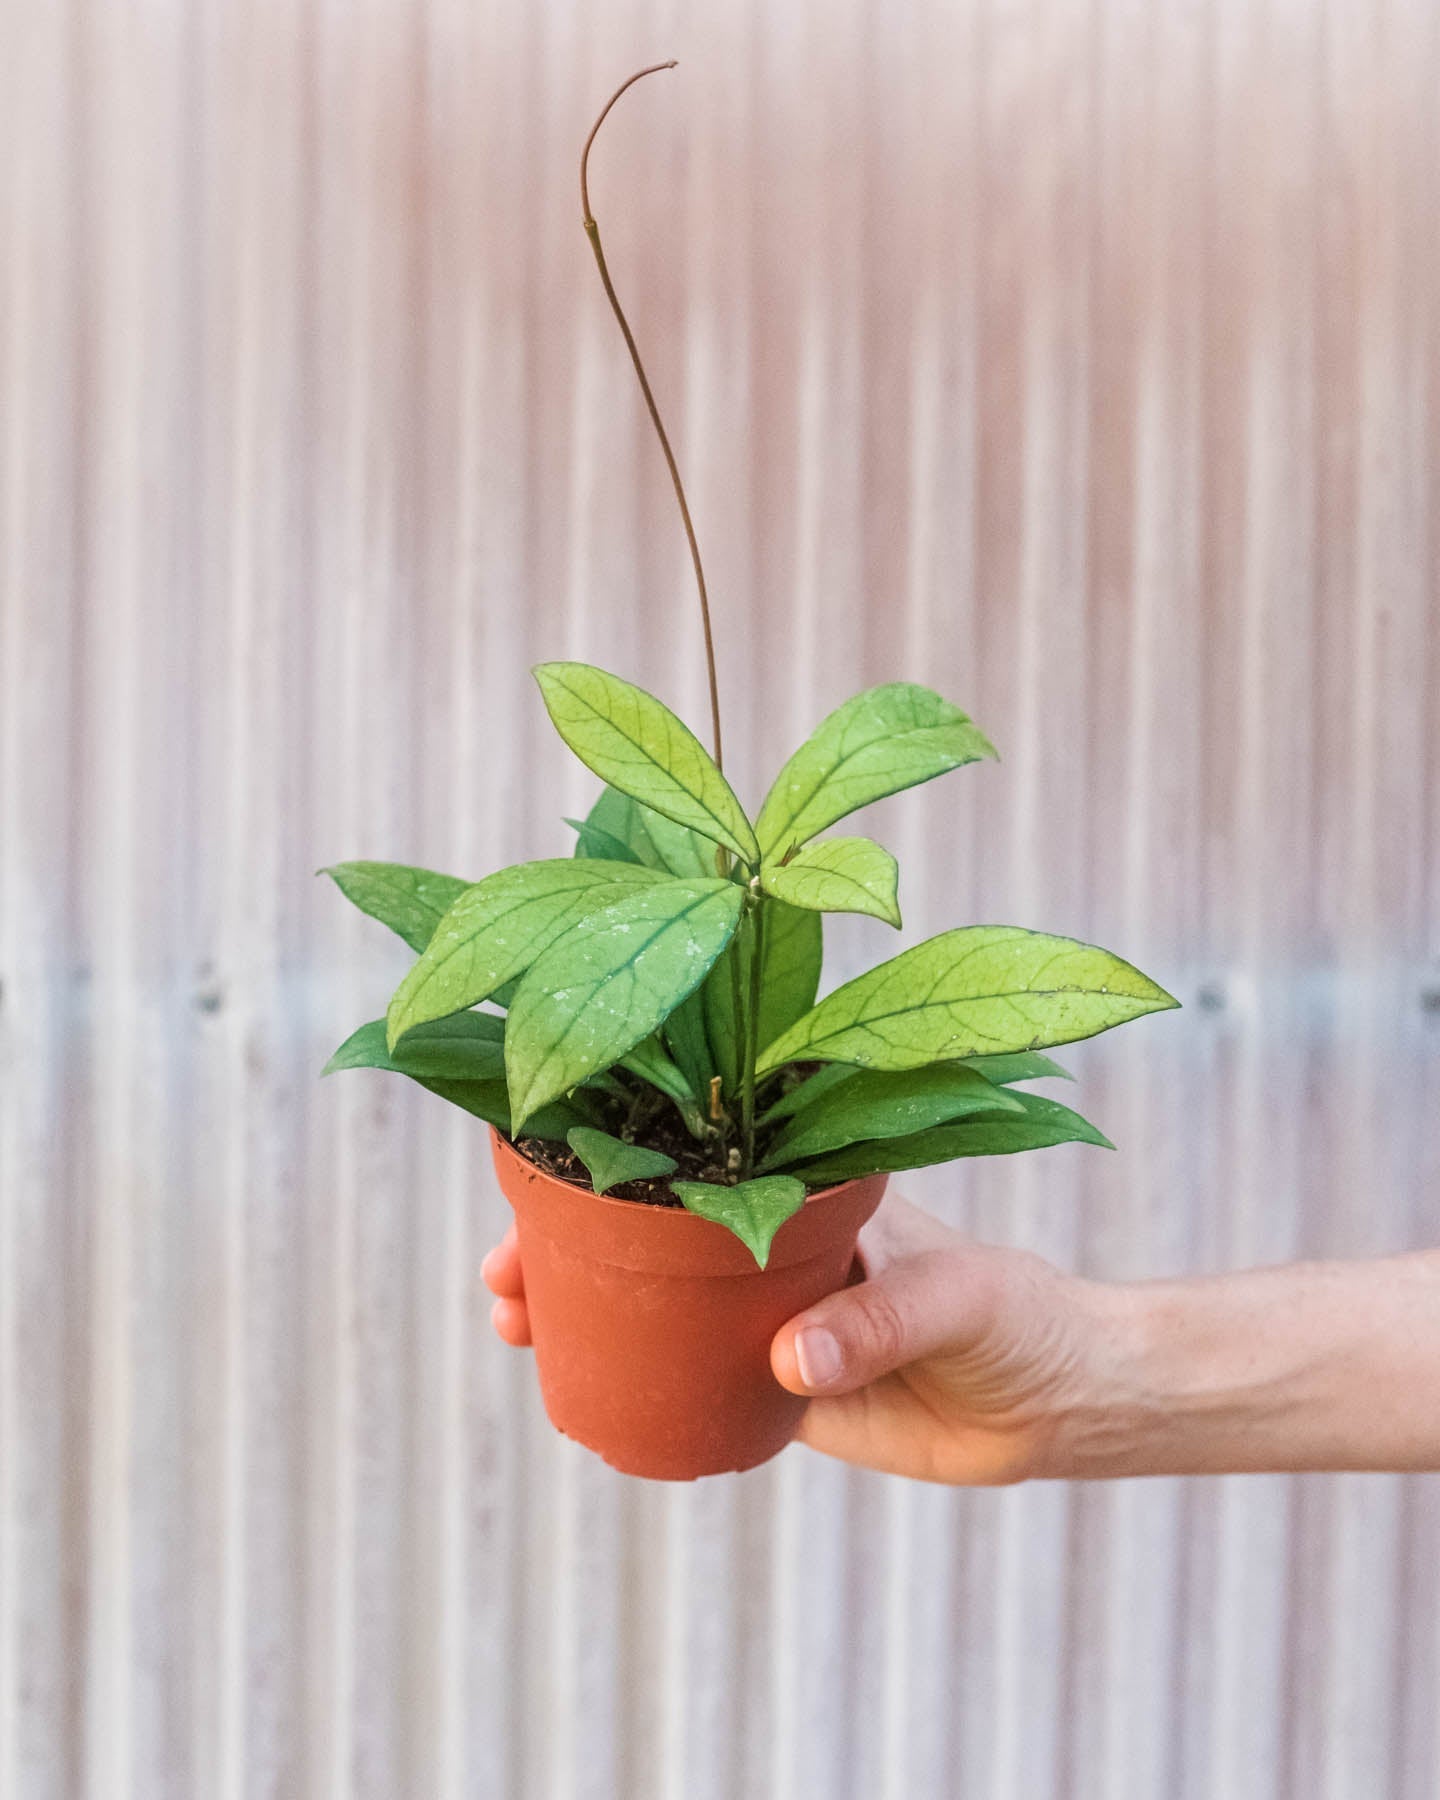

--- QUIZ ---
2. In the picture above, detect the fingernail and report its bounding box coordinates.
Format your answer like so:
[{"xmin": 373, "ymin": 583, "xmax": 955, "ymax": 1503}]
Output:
[{"xmin": 795, "ymin": 1326, "xmax": 842, "ymax": 1390}]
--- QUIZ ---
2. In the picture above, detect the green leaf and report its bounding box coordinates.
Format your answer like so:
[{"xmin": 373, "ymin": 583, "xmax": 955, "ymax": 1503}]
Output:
[
  {"xmin": 620, "ymin": 1035, "xmax": 709, "ymax": 1138},
  {"xmin": 759, "ymin": 1062, "xmax": 1024, "ymax": 1171},
  {"xmin": 641, "ymin": 809, "xmax": 723, "ymax": 878},
  {"xmin": 757, "ymin": 926, "xmax": 1179, "ymax": 1076},
  {"xmin": 505, "ymin": 878, "xmax": 745, "ymax": 1132},
  {"xmin": 755, "ymin": 683, "xmax": 998, "ymax": 859},
  {"xmin": 421, "ymin": 1081, "xmax": 583, "ymax": 1141},
  {"xmin": 757, "ymin": 1063, "xmax": 855, "ymax": 1126},
  {"xmin": 323, "ymin": 862, "xmax": 472, "ymax": 954},
  {"xmin": 385, "ymin": 858, "xmax": 665, "ymax": 1049},
  {"xmin": 574, "ymin": 783, "xmax": 725, "ymax": 879},
  {"xmin": 325, "ymin": 1019, "xmax": 409, "ymax": 1076},
  {"xmin": 322, "ymin": 1020, "xmax": 581, "ymax": 1140},
  {"xmin": 790, "ymin": 1090, "xmax": 1114, "ymax": 1183},
  {"xmin": 663, "ymin": 988, "xmax": 718, "ymax": 1110},
  {"xmin": 704, "ymin": 901, "xmax": 822, "ymax": 1095},
  {"xmin": 670, "ymin": 1175, "xmax": 808, "ymax": 1270},
  {"xmin": 566, "ymin": 1126, "xmax": 678, "ymax": 1194},
  {"xmin": 534, "ymin": 663, "xmax": 761, "ymax": 864},
  {"xmin": 961, "ymin": 1051, "xmax": 1073, "ymax": 1085},
  {"xmin": 578, "ymin": 1069, "xmax": 631, "ymax": 1101},
  {"xmin": 573, "ymin": 786, "xmax": 667, "ymax": 869},
  {"xmin": 759, "ymin": 836, "xmax": 901, "ymax": 926},
  {"xmin": 324, "ymin": 1012, "xmax": 505, "ymax": 1080},
  {"xmin": 566, "ymin": 817, "xmax": 644, "ymax": 864}
]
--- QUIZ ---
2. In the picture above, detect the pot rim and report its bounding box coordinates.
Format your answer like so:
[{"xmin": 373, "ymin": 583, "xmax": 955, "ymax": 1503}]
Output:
[
  {"xmin": 490, "ymin": 1124, "xmax": 863, "ymax": 1213},
  {"xmin": 490, "ymin": 1126, "xmax": 887, "ymax": 1278}
]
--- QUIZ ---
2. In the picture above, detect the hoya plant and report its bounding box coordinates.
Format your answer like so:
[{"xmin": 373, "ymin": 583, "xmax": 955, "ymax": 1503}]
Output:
[{"xmin": 322, "ymin": 63, "xmax": 1177, "ymax": 1270}]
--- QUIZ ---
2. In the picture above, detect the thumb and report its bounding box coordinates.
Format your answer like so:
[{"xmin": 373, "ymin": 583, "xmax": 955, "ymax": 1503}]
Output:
[{"xmin": 772, "ymin": 1249, "xmax": 982, "ymax": 1396}]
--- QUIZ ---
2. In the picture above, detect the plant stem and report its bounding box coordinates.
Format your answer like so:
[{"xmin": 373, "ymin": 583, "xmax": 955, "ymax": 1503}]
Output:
[
  {"xmin": 739, "ymin": 898, "xmax": 766, "ymax": 1179},
  {"xmin": 726, "ymin": 932, "xmax": 745, "ymax": 1150},
  {"xmin": 579, "ymin": 62, "xmax": 725, "ymax": 772}
]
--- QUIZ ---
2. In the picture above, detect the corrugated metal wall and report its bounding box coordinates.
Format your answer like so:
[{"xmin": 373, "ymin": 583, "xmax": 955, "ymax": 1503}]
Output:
[{"xmin": 3, "ymin": 0, "xmax": 1438, "ymax": 1794}]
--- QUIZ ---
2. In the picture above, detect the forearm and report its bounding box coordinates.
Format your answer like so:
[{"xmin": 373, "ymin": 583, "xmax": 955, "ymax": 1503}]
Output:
[{"xmin": 1052, "ymin": 1251, "xmax": 1440, "ymax": 1478}]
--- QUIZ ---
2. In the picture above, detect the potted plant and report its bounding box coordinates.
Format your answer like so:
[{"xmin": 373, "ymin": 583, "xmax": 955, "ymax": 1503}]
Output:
[{"xmin": 321, "ymin": 64, "xmax": 1178, "ymax": 1480}]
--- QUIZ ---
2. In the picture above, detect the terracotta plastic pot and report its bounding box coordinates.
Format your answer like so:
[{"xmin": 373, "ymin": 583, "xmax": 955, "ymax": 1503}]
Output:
[{"xmin": 491, "ymin": 1128, "xmax": 887, "ymax": 1480}]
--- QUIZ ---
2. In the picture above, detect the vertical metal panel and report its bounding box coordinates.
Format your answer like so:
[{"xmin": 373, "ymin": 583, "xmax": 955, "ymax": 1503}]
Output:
[{"xmin": 1, "ymin": 1, "xmax": 1437, "ymax": 1796}]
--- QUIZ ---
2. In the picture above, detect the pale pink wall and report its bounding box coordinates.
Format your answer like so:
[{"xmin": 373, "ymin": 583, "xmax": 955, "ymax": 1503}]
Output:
[{"xmin": 1, "ymin": 2, "xmax": 1437, "ymax": 1796}]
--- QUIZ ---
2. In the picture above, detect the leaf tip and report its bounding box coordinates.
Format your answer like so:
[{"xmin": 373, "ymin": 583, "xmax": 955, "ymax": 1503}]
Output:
[{"xmin": 506, "ymin": 1072, "xmax": 543, "ymax": 1141}]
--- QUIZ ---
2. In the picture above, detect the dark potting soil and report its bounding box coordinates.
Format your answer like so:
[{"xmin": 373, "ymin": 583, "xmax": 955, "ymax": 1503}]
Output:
[
  {"xmin": 510, "ymin": 1063, "xmax": 829, "ymax": 1206},
  {"xmin": 512, "ymin": 1120, "xmax": 729, "ymax": 1207}
]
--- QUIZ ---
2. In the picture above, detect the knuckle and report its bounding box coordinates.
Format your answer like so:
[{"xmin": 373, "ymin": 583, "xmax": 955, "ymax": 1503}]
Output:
[{"xmin": 850, "ymin": 1285, "xmax": 909, "ymax": 1369}]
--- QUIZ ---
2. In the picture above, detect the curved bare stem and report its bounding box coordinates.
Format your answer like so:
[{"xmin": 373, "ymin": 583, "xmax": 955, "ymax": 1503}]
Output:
[{"xmin": 579, "ymin": 61, "xmax": 725, "ymax": 772}]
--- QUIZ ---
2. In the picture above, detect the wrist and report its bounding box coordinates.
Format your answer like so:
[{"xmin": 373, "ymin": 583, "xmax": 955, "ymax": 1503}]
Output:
[
  {"xmin": 1039, "ymin": 1253, "xmax": 1440, "ymax": 1480},
  {"xmin": 1044, "ymin": 1273, "xmax": 1306, "ymax": 1479}
]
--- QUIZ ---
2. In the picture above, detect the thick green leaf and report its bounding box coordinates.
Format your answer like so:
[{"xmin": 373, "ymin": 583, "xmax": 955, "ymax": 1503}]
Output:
[
  {"xmin": 574, "ymin": 786, "xmax": 666, "ymax": 869},
  {"xmin": 670, "ymin": 1175, "xmax": 808, "ymax": 1270},
  {"xmin": 323, "ymin": 862, "xmax": 472, "ymax": 954},
  {"xmin": 641, "ymin": 808, "xmax": 724, "ymax": 878},
  {"xmin": 704, "ymin": 901, "xmax": 822, "ymax": 1095},
  {"xmin": 386, "ymin": 858, "xmax": 664, "ymax": 1049},
  {"xmin": 757, "ymin": 926, "xmax": 1179, "ymax": 1076},
  {"xmin": 961, "ymin": 1051, "xmax": 1073, "ymax": 1085},
  {"xmin": 534, "ymin": 663, "xmax": 760, "ymax": 864},
  {"xmin": 421, "ymin": 1081, "xmax": 583, "ymax": 1140},
  {"xmin": 663, "ymin": 989, "xmax": 717, "ymax": 1111},
  {"xmin": 759, "ymin": 1062, "xmax": 1024, "ymax": 1171},
  {"xmin": 574, "ymin": 783, "xmax": 724, "ymax": 878},
  {"xmin": 413, "ymin": 1077, "xmax": 512, "ymax": 1128},
  {"xmin": 567, "ymin": 1126, "xmax": 678, "ymax": 1194},
  {"xmin": 755, "ymin": 683, "xmax": 998, "ymax": 859},
  {"xmin": 323, "ymin": 1020, "xmax": 580, "ymax": 1140},
  {"xmin": 757, "ymin": 1062, "xmax": 855, "ymax": 1126},
  {"xmin": 324, "ymin": 1012, "xmax": 505, "ymax": 1080},
  {"xmin": 759, "ymin": 836, "xmax": 901, "ymax": 926},
  {"xmin": 326, "ymin": 1018, "xmax": 412, "ymax": 1076},
  {"xmin": 620, "ymin": 1035, "xmax": 709, "ymax": 1138},
  {"xmin": 566, "ymin": 818, "xmax": 643, "ymax": 864},
  {"xmin": 505, "ymin": 878, "xmax": 745, "ymax": 1132},
  {"xmin": 790, "ymin": 1090, "xmax": 1114, "ymax": 1183}
]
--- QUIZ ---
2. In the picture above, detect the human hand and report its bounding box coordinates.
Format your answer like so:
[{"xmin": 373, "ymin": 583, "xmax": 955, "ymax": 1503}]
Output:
[
  {"xmin": 767, "ymin": 1194, "xmax": 1116, "ymax": 1483},
  {"xmin": 772, "ymin": 1206, "xmax": 1440, "ymax": 1481},
  {"xmin": 483, "ymin": 1198, "xmax": 1440, "ymax": 1481}
]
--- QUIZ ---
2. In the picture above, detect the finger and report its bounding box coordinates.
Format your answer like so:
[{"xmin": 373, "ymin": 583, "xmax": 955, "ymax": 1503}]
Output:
[
  {"xmin": 793, "ymin": 1381, "xmax": 954, "ymax": 1482},
  {"xmin": 794, "ymin": 1383, "xmax": 1027, "ymax": 1487},
  {"xmin": 481, "ymin": 1227, "xmax": 526, "ymax": 1300},
  {"xmin": 771, "ymin": 1246, "xmax": 993, "ymax": 1398},
  {"xmin": 490, "ymin": 1296, "xmax": 532, "ymax": 1347}
]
